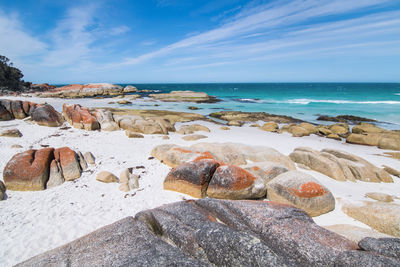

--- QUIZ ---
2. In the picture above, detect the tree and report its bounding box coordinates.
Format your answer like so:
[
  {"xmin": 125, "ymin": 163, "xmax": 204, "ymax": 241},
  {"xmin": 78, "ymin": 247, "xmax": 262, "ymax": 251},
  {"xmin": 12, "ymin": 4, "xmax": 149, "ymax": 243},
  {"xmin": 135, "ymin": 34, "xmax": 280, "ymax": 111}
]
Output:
[{"xmin": 0, "ymin": 55, "xmax": 28, "ymax": 91}]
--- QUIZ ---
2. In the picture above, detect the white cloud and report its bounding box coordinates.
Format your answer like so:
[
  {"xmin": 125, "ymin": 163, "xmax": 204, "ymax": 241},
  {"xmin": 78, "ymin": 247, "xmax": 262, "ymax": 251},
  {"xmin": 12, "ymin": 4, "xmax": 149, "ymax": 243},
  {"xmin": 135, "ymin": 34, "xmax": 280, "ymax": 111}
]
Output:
[
  {"xmin": 0, "ymin": 11, "xmax": 46, "ymax": 58},
  {"xmin": 109, "ymin": 25, "xmax": 130, "ymax": 36}
]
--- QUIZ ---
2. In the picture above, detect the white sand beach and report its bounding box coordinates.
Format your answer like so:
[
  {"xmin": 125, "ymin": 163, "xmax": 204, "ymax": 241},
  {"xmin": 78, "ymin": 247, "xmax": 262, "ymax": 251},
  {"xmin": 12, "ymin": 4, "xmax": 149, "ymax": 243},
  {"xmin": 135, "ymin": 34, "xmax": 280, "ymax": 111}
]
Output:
[{"xmin": 0, "ymin": 97, "xmax": 400, "ymax": 266}]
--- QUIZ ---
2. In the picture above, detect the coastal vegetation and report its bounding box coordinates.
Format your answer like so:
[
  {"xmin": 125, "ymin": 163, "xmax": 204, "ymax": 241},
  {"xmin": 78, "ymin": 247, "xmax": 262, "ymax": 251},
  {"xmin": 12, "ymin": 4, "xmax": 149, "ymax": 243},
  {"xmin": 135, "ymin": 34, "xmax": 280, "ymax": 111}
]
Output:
[{"xmin": 0, "ymin": 55, "xmax": 30, "ymax": 91}]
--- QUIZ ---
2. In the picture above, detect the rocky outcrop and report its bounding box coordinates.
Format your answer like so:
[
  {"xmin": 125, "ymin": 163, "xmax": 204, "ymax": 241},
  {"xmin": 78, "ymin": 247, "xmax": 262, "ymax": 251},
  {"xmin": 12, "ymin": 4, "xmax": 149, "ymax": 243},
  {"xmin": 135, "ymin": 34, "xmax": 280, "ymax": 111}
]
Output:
[
  {"xmin": 114, "ymin": 114, "xmax": 175, "ymax": 135},
  {"xmin": 38, "ymin": 83, "xmax": 124, "ymax": 98},
  {"xmin": 93, "ymin": 109, "xmax": 119, "ymax": 131},
  {"xmin": 3, "ymin": 148, "xmax": 91, "ymax": 191},
  {"xmin": 210, "ymin": 111, "xmax": 301, "ymax": 124},
  {"xmin": 30, "ymin": 104, "xmax": 64, "ymax": 127},
  {"xmin": 341, "ymin": 200, "xmax": 400, "ymax": 237},
  {"xmin": 96, "ymin": 171, "xmax": 119, "ymax": 183},
  {"xmin": 149, "ymin": 90, "xmax": 219, "ymax": 103},
  {"xmin": 317, "ymin": 115, "xmax": 376, "ymax": 123},
  {"xmin": 62, "ymin": 103, "xmax": 100, "ymax": 130},
  {"xmin": 177, "ymin": 124, "xmax": 210, "ymax": 134},
  {"xmin": 345, "ymin": 123, "xmax": 400, "ymax": 150},
  {"xmin": 289, "ymin": 147, "xmax": 393, "ymax": 182},
  {"xmin": 0, "ymin": 99, "xmax": 64, "ymax": 127},
  {"xmin": 123, "ymin": 85, "xmax": 138, "ymax": 93},
  {"xmin": 0, "ymin": 180, "xmax": 6, "ymax": 200},
  {"xmin": 0, "ymin": 128, "xmax": 22, "ymax": 137},
  {"xmin": 21, "ymin": 199, "xmax": 396, "ymax": 267},
  {"xmin": 3, "ymin": 148, "xmax": 55, "ymax": 191},
  {"xmin": 266, "ymin": 171, "xmax": 335, "ymax": 216},
  {"xmin": 151, "ymin": 143, "xmax": 296, "ymax": 170}
]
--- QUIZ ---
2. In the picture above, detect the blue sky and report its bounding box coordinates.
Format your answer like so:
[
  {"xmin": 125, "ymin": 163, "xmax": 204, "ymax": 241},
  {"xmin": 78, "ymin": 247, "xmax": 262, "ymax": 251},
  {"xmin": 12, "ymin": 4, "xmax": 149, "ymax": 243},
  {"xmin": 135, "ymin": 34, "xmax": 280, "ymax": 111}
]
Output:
[{"xmin": 0, "ymin": 0, "xmax": 399, "ymax": 83}]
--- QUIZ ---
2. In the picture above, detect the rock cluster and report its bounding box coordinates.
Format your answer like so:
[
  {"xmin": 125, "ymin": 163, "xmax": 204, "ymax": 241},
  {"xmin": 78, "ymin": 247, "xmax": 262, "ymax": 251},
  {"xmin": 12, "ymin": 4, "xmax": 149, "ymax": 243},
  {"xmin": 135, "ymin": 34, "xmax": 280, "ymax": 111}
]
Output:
[
  {"xmin": 62, "ymin": 104, "xmax": 100, "ymax": 130},
  {"xmin": 151, "ymin": 142, "xmax": 296, "ymax": 169},
  {"xmin": 289, "ymin": 147, "xmax": 393, "ymax": 182},
  {"xmin": 157, "ymin": 143, "xmax": 334, "ymax": 216},
  {"xmin": 149, "ymin": 90, "xmax": 219, "ymax": 103},
  {"xmin": 210, "ymin": 111, "xmax": 301, "ymax": 125},
  {"xmin": 18, "ymin": 199, "xmax": 400, "ymax": 266},
  {"xmin": 0, "ymin": 99, "xmax": 64, "ymax": 127},
  {"xmin": 38, "ymin": 83, "xmax": 125, "ymax": 98},
  {"xmin": 114, "ymin": 114, "xmax": 175, "ymax": 135},
  {"xmin": 3, "ymin": 148, "xmax": 93, "ymax": 191},
  {"xmin": 346, "ymin": 123, "xmax": 400, "ymax": 150}
]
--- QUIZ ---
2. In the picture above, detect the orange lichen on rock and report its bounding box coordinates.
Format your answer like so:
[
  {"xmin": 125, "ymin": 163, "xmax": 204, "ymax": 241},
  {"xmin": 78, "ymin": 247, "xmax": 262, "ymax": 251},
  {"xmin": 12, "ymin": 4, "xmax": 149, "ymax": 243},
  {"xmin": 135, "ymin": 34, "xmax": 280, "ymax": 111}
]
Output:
[
  {"xmin": 252, "ymin": 166, "xmax": 260, "ymax": 171},
  {"xmin": 289, "ymin": 182, "xmax": 327, "ymax": 198},
  {"xmin": 194, "ymin": 151, "xmax": 215, "ymax": 161},
  {"xmin": 172, "ymin": 147, "xmax": 193, "ymax": 153}
]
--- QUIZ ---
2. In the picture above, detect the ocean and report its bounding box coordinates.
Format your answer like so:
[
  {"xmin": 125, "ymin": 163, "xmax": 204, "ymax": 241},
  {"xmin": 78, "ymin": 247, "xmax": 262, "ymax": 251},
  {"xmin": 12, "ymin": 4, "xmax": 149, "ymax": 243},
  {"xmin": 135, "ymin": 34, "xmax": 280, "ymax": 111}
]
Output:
[{"xmin": 121, "ymin": 83, "xmax": 400, "ymax": 129}]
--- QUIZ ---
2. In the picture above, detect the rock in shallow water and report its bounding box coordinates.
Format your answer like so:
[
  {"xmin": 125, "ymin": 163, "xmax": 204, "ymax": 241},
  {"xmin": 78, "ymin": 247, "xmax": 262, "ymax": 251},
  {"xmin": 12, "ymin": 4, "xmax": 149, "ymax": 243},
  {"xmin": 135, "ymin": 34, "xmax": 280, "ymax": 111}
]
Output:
[{"xmin": 17, "ymin": 199, "xmax": 377, "ymax": 267}]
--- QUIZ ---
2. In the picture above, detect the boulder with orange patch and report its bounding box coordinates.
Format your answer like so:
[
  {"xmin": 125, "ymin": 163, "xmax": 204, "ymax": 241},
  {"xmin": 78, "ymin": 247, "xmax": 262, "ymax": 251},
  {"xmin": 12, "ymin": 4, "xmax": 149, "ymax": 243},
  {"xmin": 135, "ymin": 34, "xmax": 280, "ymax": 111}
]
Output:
[
  {"xmin": 54, "ymin": 147, "xmax": 82, "ymax": 181},
  {"xmin": 3, "ymin": 148, "xmax": 55, "ymax": 191},
  {"xmin": 266, "ymin": 170, "xmax": 335, "ymax": 216},
  {"xmin": 164, "ymin": 159, "xmax": 220, "ymax": 198},
  {"xmin": 206, "ymin": 165, "xmax": 266, "ymax": 199},
  {"xmin": 62, "ymin": 103, "xmax": 99, "ymax": 130}
]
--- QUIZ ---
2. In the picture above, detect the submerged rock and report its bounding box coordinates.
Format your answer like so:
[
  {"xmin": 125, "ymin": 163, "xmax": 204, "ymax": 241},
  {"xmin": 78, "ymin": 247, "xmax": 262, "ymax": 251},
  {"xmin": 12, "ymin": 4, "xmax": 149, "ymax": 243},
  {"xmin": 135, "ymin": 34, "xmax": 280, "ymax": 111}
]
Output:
[
  {"xmin": 149, "ymin": 90, "xmax": 219, "ymax": 103},
  {"xmin": 210, "ymin": 111, "xmax": 301, "ymax": 124}
]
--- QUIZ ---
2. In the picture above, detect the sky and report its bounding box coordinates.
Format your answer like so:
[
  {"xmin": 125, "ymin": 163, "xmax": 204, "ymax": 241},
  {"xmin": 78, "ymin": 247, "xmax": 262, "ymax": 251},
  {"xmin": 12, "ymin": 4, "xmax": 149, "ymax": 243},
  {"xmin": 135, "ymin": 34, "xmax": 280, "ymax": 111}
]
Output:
[{"xmin": 0, "ymin": 0, "xmax": 399, "ymax": 83}]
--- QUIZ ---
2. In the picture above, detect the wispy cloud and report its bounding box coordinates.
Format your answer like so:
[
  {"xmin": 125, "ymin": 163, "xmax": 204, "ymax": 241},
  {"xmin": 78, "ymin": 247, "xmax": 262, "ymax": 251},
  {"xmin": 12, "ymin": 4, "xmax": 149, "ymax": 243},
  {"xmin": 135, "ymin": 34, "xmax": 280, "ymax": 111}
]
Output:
[
  {"xmin": 0, "ymin": 11, "xmax": 46, "ymax": 58},
  {"xmin": 109, "ymin": 25, "xmax": 130, "ymax": 36},
  {"xmin": 113, "ymin": 0, "xmax": 399, "ymax": 69}
]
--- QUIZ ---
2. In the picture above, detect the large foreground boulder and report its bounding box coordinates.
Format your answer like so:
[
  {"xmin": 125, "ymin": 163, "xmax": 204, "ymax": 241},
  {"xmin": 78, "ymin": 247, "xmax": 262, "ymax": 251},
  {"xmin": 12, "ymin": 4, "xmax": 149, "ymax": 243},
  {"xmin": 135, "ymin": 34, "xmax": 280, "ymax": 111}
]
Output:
[
  {"xmin": 266, "ymin": 171, "xmax": 335, "ymax": 216},
  {"xmin": 289, "ymin": 147, "xmax": 392, "ymax": 182},
  {"xmin": 17, "ymin": 199, "xmax": 377, "ymax": 266},
  {"xmin": 341, "ymin": 200, "xmax": 400, "ymax": 237}
]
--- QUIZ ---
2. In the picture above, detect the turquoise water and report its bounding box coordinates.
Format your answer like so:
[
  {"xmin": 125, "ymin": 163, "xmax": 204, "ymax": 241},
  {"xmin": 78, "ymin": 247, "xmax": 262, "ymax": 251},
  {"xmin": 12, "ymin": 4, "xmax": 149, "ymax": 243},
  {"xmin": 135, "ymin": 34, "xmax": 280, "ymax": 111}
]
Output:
[{"xmin": 125, "ymin": 83, "xmax": 400, "ymax": 129}]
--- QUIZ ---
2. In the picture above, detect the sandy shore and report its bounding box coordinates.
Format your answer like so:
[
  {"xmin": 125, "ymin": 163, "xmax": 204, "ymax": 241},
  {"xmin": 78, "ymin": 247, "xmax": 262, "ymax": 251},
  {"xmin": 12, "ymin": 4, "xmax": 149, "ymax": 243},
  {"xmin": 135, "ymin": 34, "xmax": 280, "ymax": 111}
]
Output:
[{"xmin": 0, "ymin": 97, "xmax": 400, "ymax": 266}]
